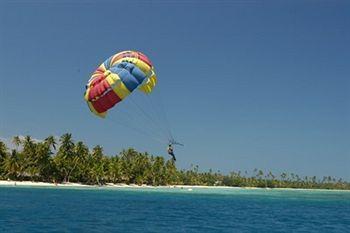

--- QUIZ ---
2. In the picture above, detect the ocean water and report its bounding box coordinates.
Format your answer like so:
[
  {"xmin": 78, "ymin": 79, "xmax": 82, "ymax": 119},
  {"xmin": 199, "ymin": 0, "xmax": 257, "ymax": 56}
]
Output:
[{"xmin": 0, "ymin": 186, "xmax": 349, "ymax": 233}]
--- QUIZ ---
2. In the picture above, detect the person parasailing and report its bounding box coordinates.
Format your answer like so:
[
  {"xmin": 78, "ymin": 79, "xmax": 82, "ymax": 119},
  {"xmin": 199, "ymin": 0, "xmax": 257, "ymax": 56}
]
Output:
[{"xmin": 167, "ymin": 144, "xmax": 176, "ymax": 161}]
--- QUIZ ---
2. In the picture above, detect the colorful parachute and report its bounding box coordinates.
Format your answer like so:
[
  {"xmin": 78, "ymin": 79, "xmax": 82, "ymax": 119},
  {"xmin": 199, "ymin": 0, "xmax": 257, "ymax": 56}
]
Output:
[{"xmin": 84, "ymin": 51, "xmax": 157, "ymax": 118}]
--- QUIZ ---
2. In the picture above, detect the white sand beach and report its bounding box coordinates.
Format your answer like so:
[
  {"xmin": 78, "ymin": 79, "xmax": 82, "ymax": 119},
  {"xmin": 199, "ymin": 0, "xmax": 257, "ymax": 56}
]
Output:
[
  {"xmin": 0, "ymin": 180, "xmax": 90, "ymax": 187},
  {"xmin": 1, "ymin": 180, "xmax": 348, "ymax": 192},
  {"xmin": 0, "ymin": 180, "xmax": 243, "ymax": 189}
]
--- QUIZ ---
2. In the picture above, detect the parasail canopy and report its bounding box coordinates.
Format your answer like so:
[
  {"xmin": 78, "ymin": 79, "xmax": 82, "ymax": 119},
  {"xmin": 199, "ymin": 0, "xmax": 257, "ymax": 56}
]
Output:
[{"xmin": 84, "ymin": 51, "xmax": 157, "ymax": 118}]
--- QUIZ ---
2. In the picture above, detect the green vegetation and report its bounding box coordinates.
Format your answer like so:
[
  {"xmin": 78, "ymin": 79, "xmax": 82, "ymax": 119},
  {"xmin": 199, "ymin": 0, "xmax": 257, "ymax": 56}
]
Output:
[{"xmin": 0, "ymin": 134, "xmax": 349, "ymax": 190}]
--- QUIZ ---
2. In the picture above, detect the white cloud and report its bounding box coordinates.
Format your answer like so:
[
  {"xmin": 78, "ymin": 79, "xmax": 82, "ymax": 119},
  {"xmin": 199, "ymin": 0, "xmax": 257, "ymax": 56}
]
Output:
[
  {"xmin": 0, "ymin": 135, "xmax": 59, "ymax": 151},
  {"xmin": 0, "ymin": 136, "xmax": 15, "ymax": 150},
  {"xmin": 17, "ymin": 135, "xmax": 44, "ymax": 143}
]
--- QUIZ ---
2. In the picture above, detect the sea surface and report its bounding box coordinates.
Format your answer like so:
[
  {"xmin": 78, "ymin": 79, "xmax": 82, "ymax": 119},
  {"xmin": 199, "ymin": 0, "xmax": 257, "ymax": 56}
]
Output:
[{"xmin": 0, "ymin": 186, "xmax": 349, "ymax": 233}]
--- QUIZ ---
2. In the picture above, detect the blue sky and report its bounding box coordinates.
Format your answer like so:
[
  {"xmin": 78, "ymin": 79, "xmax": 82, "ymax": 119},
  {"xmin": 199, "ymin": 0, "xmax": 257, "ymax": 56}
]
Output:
[{"xmin": 0, "ymin": 1, "xmax": 349, "ymax": 180}]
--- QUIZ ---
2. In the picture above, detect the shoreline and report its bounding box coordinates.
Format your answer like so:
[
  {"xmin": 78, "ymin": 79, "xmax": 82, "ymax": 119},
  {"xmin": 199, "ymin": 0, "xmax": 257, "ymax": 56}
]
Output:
[{"xmin": 0, "ymin": 180, "xmax": 349, "ymax": 192}]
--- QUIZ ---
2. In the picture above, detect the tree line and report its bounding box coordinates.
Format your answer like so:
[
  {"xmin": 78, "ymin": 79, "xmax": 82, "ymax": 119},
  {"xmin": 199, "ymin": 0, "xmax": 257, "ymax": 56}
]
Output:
[{"xmin": 0, "ymin": 133, "xmax": 349, "ymax": 190}]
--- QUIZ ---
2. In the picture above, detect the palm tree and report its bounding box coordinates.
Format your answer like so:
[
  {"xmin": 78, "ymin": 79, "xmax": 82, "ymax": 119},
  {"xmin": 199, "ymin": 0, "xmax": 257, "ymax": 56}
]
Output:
[
  {"xmin": 90, "ymin": 145, "xmax": 106, "ymax": 185},
  {"xmin": 0, "ymin": 141, "xmax": 7, "ymax": 159},
  {"xmin": 134, "ymin": 152, "xmax": 151, "ymax": 185},
  {"xmin": 108, "ymin": 156, "xmax": 122, "ymax": 183},
  {"xmin": 281, "ymin": 172, "xmax": 287, "ymax": 181},
  {"xmin": 59, "ymin": 133, "xmax": 74, "ymax": 154},
  {"xmin": 3, "ymin": 150, "xmax": 21, "ymax": 180},
  {"xmin": 119, "ymin": 148, "xmax": 139, "ymax": 184},
  {"xmin": 165, "ymin": 159, "xmax": 178, "ymax": 185},
  {"xmin": 12, "ymin": 136, "xmax": 22, "ymax": 149},
  {"xmin": 34, "ymin": 142, "xmax": 55, "ymax": 181},
  {"xmin": 44, "ymin": 135, "xmax": 56, "ymax": 150},
  {"xmin": 72, "ymin": 141, "xmax": 89, "ymax": 182},
  {"xmin": 152, "ymin": 156, "xmax": 166, "ymax": 185},
  {"xmin": 21, "ymin": 135, "xmax": 38, "ymax": 180},
  {"xmin": 0, "ymin": 141, "xmax": 8, "ymax": 177},
  {"xmin": 54, "ymin": 133, "xmax": 75, "ymax": 182}
]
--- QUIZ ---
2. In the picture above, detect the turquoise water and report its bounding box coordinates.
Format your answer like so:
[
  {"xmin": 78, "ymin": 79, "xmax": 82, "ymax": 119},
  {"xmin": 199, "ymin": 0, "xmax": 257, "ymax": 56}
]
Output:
[{"xmin": 0, "ymin": 186, "xmax": 349, "ymax": 232}]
